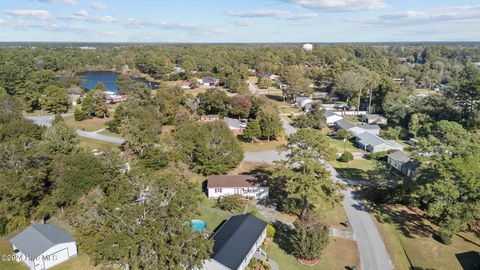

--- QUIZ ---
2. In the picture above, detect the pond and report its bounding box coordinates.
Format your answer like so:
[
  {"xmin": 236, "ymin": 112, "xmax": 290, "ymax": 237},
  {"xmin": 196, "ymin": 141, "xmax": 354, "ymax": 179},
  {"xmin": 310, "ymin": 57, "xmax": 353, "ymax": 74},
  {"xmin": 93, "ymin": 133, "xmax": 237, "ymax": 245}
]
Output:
[{"xmin": 79, "ymin": 71, "xmax": 158, "ymax": 93}]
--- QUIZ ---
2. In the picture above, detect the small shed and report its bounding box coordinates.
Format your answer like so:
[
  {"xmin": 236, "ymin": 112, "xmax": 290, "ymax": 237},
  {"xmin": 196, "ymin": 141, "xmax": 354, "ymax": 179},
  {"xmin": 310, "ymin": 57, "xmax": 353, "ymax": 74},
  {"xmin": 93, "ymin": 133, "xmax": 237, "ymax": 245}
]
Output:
[{"xmin": 11, "ymin": 224, "xmax": 77, "ymax": 270}]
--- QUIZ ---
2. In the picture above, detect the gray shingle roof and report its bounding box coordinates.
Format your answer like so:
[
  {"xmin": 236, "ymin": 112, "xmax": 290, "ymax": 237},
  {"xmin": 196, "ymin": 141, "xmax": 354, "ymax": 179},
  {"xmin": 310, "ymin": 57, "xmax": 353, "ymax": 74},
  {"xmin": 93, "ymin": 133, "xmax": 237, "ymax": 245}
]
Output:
[
  {"xmin": 210, "ymin": 214, "xmax": 267, "ymax": 270},
  {"xmin": 326, "ymin": 111, "xmax": 341, "ymax": 117},
  {"xmin": 224, "ymin": 118, "xmax": 240, "ymax": 129},
  {"xmin": 388, "ymin": 151, "xmax": 410, "ymax": 163},
  {"xmin": 358, "ymin": 124, "xmax": 381, "ymax": 130},
  {"xmin": 365, "ymin": 114, "xmax": 386, "ymax": 120},
  {"xmin": 11, "ymin": 224, "xmax": 75, "ymax": 257},
  {"xmin": 335, "ymin": 119, "xmax": 356, "ymax": 130}
]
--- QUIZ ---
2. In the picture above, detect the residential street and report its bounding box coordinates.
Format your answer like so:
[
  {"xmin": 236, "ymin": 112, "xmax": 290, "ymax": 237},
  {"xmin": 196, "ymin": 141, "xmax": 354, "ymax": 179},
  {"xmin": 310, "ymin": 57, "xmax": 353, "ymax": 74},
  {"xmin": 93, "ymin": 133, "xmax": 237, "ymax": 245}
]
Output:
[
  {"xmin": 245, "ymin": 119, "xmax": 393, "ymax": 270},
  {"xmin": 25, "ymin": 115, "xmax": 125, "ymax": 144}
]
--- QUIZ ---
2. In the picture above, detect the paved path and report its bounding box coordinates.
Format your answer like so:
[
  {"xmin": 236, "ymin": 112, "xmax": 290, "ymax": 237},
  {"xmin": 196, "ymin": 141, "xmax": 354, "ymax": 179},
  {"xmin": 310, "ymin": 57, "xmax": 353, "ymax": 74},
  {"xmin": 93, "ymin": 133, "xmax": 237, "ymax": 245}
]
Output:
[
  {"xmin": 244, "ymin": 120, "xmax": 393, "ymax": 270},
  {"xmin": 25, "ymin": 115, "xmax": 125, "ymax": 145}
]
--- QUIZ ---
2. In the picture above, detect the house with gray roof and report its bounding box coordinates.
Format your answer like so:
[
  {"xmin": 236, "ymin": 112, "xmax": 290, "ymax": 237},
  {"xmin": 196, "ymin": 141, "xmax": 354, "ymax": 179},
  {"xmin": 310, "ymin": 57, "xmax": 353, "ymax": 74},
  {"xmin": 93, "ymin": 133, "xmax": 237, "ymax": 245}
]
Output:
[
  {"xmin": 335, "ymin": 119, "xmax": 380, "ymax": 136},
  {"xmin": 325, "ymin": 111, "xmax": 343, "ymax": 125},
  {"xmin": 356, "ymin": 132, "xmax": 404, "ymax": 153},
  {"xmin": 224, "ymin": 118, "xmax": 244, "ymax": 136},
  {"xmin": 203, "ymin": 214, "xmax": 268, "ymax": 270},
  {"xmin": 11, "ymin": 224, "xmax": 77, "ymax": 270},
  {"xmin": 388, "ymin": 151, "xmax": 420, "ymax": 177}
]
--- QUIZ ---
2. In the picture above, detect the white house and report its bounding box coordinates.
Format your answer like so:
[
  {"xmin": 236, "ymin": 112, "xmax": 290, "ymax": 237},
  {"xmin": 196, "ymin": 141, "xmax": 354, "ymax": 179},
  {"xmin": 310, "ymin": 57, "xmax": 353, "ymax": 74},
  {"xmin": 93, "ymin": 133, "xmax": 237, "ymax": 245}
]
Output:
[
  {"xmin": 335, "ymin": 119, "xmax": 380, "ymax": 136},
  {"xmin": 356, "ymin": 132, "xmax": 404, "ymax": 153},
  {"xmin": 325, "ymin": 111, "xmax": 343, "ymax": 126},
  {"xmin": 203, "ymin": 214, "xmax": 268, "ymax": 270},
  {"xmin": 207, "ymin": 175, "xmax": 269, "ymax": 200},
  {"xmin": 11, "ymin": 224, "xmax": 77, "ymax": 270},
  {"xmin": 198, "ymin": 77, "xmax": 219, "ymax": 87},
  {"xmin": 296, "ymin": 97, "xmax": 313, "ymax": 108},
  {"xmin": 362, "ymin": 114, "xmax": 388, "ymax": 125}
]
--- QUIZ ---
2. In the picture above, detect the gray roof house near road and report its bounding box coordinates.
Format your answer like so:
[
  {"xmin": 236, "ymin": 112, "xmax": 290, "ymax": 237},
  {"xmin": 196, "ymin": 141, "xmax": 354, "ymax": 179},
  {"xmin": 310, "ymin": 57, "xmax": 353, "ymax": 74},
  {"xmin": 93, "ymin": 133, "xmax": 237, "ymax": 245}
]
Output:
[
  {"xmin": 356, "ymin": 132, "xmax": 404, "ymax": 153},
  {"xmin": 335, "ymin": 119, "xmax": 381, "ymax": 136},
  {"xmin": 11, "ymin": 224, "xmax": 78, "ymax": 270},
  {"xmin": 203, "ymin": 214, "xmax": 268, "ymax": 270}
]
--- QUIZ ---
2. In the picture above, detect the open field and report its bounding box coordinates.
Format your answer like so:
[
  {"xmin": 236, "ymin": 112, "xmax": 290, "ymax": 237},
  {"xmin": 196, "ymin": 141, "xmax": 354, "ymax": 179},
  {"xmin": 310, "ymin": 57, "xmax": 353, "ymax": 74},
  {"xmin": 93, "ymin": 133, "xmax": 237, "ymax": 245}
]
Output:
[
  {"xmin": 78, "ymin": 137, "xmax": 119, "ymax": 150},
  {"xmin": 374, "ymin": 204, "xmax": 480, "ymax": 270},
  {"xmin": 64, "ymin": 115, "xmax": 109, "ymax": 132}
]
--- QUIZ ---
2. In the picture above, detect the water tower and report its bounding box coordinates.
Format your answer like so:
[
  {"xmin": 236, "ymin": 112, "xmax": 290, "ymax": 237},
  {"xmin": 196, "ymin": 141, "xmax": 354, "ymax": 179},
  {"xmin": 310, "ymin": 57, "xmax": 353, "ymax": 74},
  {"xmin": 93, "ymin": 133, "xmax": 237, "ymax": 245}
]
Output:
[{"xmin": 302, "ymin": 43, "xmax": 313, "ymax": 51}]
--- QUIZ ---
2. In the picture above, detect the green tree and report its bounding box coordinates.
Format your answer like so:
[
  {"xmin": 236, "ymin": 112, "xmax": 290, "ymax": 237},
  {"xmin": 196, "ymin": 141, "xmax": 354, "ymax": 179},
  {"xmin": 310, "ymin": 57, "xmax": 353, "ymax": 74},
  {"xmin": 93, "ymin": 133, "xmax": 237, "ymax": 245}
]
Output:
[
  {"xmin": 198, "ymin": 88, "xmax": 230, "ymax": 115},
  {"xmin": 217, "ymin": 195, "xmax": 243, "ymax": 212},
  {"xmin": 242, "ymin": 119, "xmax": 261, "ymax": 142},
  {"xmin": 93, "ymin": 89, "xmax": 108, "ymax": 118},
  {"xmin": 42, "ymin": 85, "xmax": 69, "ymax": 114},
  {"xmin": 281, "ymin": 66, "xmax": 312, "ymax": 101},
  {"xmin": 451, "ymin": 65, "xmax": 480, "ymax": 128},
  {"xmin": 291, "ymin": 211, "xmax": 330, "ymax": 261},
  {"xmin": 229, "ymin": 95, "xmax": 251, "ymax": 118},
  {"xmin": 193, "ymin": 121, "xmax": 243, "ymax": 175},
  {"xmin": 40, "ymin": 122, "xmax": 79, "ymax": 155},
  {"xmin": 258, "ymin": 104, "xmax": 281, "ymax": 141},
  {"xmin": 116, "ymin": 74, "xmax": 136, "ymax": 94},
  {"xmin": 69, "ymin": 172, "xmax": 212, "ymax": 269}
]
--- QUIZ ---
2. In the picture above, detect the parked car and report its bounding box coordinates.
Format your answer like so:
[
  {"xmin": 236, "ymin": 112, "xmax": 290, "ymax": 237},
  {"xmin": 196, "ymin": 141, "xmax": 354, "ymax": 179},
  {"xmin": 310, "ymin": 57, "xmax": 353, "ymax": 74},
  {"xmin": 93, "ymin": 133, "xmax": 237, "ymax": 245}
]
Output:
[{"xmin": 239, "ymin": 119, "xmax": 248, "ymax": 128}]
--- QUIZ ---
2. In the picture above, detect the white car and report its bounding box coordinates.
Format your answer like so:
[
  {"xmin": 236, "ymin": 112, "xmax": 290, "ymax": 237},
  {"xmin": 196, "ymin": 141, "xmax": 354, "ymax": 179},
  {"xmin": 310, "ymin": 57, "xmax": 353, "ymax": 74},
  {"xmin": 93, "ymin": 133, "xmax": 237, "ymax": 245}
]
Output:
[{"xmin": 239, "ymin": 119, "xmax": 248, "ymax": 128}]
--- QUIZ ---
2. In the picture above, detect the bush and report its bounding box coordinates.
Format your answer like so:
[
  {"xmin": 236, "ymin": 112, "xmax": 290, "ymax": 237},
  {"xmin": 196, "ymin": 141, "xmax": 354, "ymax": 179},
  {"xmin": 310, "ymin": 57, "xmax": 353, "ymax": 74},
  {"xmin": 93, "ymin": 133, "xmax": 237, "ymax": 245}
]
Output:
[
  {"xmin": 217, "ymin": 195, "xmax": 243, "ymax": 212},
  {"xmin": 291, "ymin": 212, "xmax": 330, "ymax": 260},
  {"xmin": 437, "ymin": 227, "xmax": 453, "ymax": 245},
  {"xmin": 369, "ymin": 151, "xmax": 388, "ymax": 160},
  {"xmin": 338, "ymin": 151, "xmax": 353, "ymax": 162},
  {"xmin": 248, "ymin": 258, "xmax": 258, "ymax": 268},
  {"xmin": 74, "ymin": 107, "xmax": 85, "ymax": 121},
  {"xmin": 0, "ymin": 217, "xmax": 7, "ymax": 236},
  {"xmin": 267, "ymin": 224, "xmax": 276, "ymax": 238}
]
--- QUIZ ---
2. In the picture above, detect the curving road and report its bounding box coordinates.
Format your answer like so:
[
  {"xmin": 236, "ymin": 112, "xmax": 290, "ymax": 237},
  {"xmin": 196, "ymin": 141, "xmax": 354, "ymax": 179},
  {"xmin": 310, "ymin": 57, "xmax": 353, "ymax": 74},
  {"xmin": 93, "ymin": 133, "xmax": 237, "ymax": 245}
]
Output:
[
  {"xmin": 245, "ymin": 119, "xmax": 393, "ymax": 270},
  {"xmin": 25, "ymin": 115, "xmax": 125, "ymax": 144}
]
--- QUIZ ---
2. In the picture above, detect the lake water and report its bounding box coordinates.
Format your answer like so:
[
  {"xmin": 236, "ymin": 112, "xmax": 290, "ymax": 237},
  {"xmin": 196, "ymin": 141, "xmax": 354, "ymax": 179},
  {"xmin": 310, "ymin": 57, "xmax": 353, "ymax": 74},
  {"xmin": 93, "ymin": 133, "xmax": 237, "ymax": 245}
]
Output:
[{"xmin": 79, "ymin": 71, "xmax": 158, "ymax": 93}]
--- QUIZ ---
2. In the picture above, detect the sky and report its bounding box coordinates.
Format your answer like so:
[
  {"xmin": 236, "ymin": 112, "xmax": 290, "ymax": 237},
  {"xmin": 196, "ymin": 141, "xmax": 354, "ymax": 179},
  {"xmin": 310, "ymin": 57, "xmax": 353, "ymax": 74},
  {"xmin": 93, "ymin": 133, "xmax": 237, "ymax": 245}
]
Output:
[{"xmin": 0, "ymin": 0, "xmax": 479, "ymax": 43}]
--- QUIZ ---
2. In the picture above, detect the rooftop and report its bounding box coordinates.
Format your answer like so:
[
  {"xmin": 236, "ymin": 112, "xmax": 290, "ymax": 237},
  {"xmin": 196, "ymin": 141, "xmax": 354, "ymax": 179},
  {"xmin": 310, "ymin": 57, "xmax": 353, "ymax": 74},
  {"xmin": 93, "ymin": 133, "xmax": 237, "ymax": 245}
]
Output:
[
  {"xmin": 210, "ymin": 214, "xmax": 268, "ymax": 270},
  {"xmin": 335, "ymin": 119, "xmax": 357, "ymax": 130},
  {"xmin": 388, "ymin": 151, "xmax": 411, "ymax": 163},
  {"xmin": 224, "ymin": 117, "xmax": 240, "ymax": 129},
  {"xmin": 11, "ymin": 224, "xmax": 75, "ymax": 258},
  {"xmin": 207, "ymin": 175, "xmax": 268, "ymax": 188},
  {"xmin": 356, "ymin": 132, "xmax": 386, "ymax": 147}
]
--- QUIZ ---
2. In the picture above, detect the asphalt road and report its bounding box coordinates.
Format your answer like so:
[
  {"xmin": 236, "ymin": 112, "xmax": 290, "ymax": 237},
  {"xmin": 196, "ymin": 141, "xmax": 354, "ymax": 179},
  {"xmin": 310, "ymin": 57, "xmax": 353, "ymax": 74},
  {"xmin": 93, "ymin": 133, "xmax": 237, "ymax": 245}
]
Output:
[
  {"xmin": 245, "ymin": 119, "xmax": 393, "ymax": 270},
  {"xmin": 25, "ymin": 115, "xmax": 125, "ymax": 144}
]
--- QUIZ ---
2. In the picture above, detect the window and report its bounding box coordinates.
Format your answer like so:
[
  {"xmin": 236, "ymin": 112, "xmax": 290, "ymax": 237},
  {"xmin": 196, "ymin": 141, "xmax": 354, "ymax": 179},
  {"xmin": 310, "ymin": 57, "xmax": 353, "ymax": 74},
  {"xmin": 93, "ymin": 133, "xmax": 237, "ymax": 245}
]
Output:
[{"xmin": 215, "ymin": 188, "xmax": 222, "ymax": 193}]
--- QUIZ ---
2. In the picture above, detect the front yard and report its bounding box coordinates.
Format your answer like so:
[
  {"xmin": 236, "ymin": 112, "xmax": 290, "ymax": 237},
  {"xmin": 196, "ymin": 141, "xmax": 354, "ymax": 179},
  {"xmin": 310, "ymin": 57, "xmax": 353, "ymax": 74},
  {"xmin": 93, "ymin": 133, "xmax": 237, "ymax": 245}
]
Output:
[
  {"xmin": 374, "ymin": 204, "xmax": 480, "ymax": 270},
  {"xmin": 330, "ymin": 158, "xmax": 376, "ymax": 181}
]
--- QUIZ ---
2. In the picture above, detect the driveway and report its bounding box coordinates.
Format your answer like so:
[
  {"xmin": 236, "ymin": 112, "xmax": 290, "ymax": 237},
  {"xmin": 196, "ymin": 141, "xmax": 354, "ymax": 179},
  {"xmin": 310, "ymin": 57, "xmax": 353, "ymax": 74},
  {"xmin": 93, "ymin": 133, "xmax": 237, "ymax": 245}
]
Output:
[
  {"xmin": 244, "ymin": 120, "xmax": 393, "ymax": 270},
  {"xmin": 25, "ymin": 114, "xmax": 125, "ymax": 145}
]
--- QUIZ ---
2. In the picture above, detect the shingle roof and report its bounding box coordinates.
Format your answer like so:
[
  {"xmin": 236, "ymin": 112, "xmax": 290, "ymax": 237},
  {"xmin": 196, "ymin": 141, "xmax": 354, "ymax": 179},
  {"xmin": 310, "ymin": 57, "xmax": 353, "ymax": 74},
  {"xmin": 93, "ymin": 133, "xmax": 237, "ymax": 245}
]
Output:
[
  {"xmin": 335, "ymin": 119, "xmax": 356, "ymax": 130},
  {"xmin": 210, "ymin": 214, "xmax": 268, "ymax": 270},
  {"xmin": 202, "ymin": 77, "xmax": 218, "ymax": 84},
  {"xmin": 207, "ymin": 175, "xmax": 268, "ymax": 188},
  {"xmin": 358, "ymin": 124, "xmax": 381, "ymax": 130},
  {"xmin": 365, "ymin": 114, "xmax": 386, "ymax": 120},
  {"xmin": 388, "ymin": 151, "xmax": 410, "ymax": 162},
  {"xmin": 224, "ymin": 118, "xmax": 240, "ymax": 129},
  {"xmin": 11, "ymin": 224, "xmax": 75, "ymax": 257}
]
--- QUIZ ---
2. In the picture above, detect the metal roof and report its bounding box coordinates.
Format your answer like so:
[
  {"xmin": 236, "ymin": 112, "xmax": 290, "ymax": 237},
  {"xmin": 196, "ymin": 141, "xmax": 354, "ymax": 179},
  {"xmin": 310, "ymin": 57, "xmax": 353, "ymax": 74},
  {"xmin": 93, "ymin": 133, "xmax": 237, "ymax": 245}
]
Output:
[
  {"xmin": 356, "ymin": 132, "xmax": 386, "ymax": 147},
  {"xmin": 210, "ymin": 214, "xmax": 267, "ymax": 270},
  {"xmin": 11, "ymin": 224, "xmax": 75, "ymax": 258}
]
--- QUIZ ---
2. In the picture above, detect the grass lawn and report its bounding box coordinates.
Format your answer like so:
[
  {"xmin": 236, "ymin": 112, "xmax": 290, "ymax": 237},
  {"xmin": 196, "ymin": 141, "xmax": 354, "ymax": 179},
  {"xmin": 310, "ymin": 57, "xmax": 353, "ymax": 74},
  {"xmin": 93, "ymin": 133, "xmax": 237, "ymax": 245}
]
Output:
[
  {"xmin": 241, "ymin": 138, "xmax": 285, "ymax": 152},
  {"xmin": 197, "ymin": 198, "xmax": 246, "ymax": 232},
  {"xmin": 328, "ymin": 138, "xmax": 361, "ymax": 153},
  {"xmin": 278, "ymin": 106, "xmax": 301, "ymax": 115},
  {"xmin": 64, "ymin": 115, "xmax": 109, "ymax": 132},
  {"xmin": 266, "ymin": 237, "xmax": 359, "ymax": 270},
  {"xmin": 78, "ymin": 137, "xmax": 119, "ymax": 150},
  {"xmin": 323, "ymin": 203, "xmax": 351, "ymax": 230},
  {"xmin": 98, "ymin": 129, "xmax": 123, "ymax": 138},
  {"xmin": 51, "ymin": 254, "xmax": 97, "ymax": 270},
  {"xmin": 375, "ymin": 204, "xmax": 480, "ymax": 270},
  {"xmin": 0, "ymin": 239, "xmax": 27, "ymax": 270},
  {"xmin": 330, "ymin": 159, "xmax": 375, "ymax": 181}
]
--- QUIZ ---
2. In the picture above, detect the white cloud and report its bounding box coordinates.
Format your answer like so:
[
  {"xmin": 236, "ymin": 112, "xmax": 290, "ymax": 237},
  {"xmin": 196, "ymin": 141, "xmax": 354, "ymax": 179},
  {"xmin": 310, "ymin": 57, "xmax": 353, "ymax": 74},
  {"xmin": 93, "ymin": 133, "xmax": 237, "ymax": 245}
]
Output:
[
  {"xmin": 6, "ymin": 10, "xmax": 53, "ymax": 21},
  {"xmin": 228, "ymin": 9, "xmax": 317, "ymax": 20},
  {"xmin": 352, "ymin": 5, "xmax": 480, "ymax": 25},
  {"xmin": 33, "ymin": 0, "xmax": 77, "ymax": 6},
  {"xmin": 91, "ymin": 2, "xmax": 108, "ymax": 10},
  {"xmin": 74, "ymin": 9, "xmax": 89, "ymax": 17},
  {"xmin": 278, "ymin": 0, "xmax": 388, "ymax": 11},
  {"xmin": 233, "ymin": 20, "xmax": 255, "ymax": 26}
]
